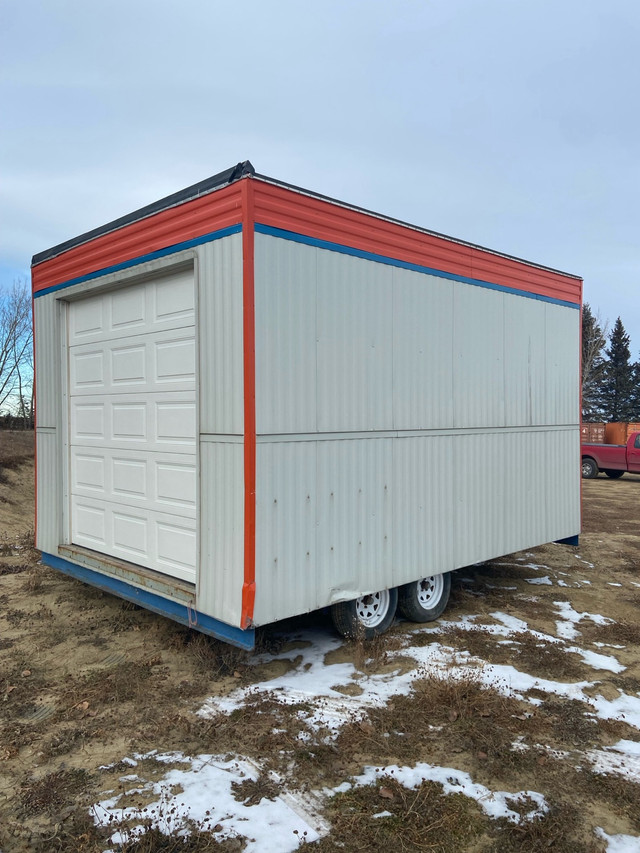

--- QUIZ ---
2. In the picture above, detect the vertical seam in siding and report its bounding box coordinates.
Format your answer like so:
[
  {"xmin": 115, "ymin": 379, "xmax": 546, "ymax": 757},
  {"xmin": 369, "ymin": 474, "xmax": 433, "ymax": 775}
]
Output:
[{"xmin": 241, "ymin": 179, "xmax": 257, "ymax": 627}]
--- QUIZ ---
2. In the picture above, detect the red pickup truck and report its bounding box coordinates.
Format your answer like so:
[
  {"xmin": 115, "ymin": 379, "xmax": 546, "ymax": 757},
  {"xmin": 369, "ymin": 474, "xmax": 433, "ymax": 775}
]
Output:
[{"xmin": 581, "ymin": 432, "xmax": 640, "ymax": 479}]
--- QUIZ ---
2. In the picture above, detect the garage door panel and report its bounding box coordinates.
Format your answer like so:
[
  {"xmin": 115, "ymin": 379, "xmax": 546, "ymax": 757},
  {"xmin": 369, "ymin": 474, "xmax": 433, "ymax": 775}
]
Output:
[
  {"xmin": 68, "ymin": 269, "xmax": 195, "ymax": 347},
  {"xmin": 71, "ymin": 392, "xmax": 195, "ymax": 453},
  {"xmin": 69, "ymin": 272, "xmax": 197, "ymax": 584},
  {"xmin": 156, "ymin": 522, "xmax": 197, "ymax": 574},
  {"xmin": 70, "ymin": 328, "xmax": 195, "ymax": 396},
  {"xmin": 72, "ymin": 404, "xmax": 106, "ymax": 440},
  {"xmin": 111, "ymin": 286, "xmax": 146, "ymax": 332},
  {"xmin": 71, "ymin": 495, "xmax": 196, "ymax": 583},
  {"xmin": 71, "ymin": 448, "xmax": 195, "ymax": 519},
  {"xmin": 153, "ymin": 272, "xmax": 195, "ymax": 325}
]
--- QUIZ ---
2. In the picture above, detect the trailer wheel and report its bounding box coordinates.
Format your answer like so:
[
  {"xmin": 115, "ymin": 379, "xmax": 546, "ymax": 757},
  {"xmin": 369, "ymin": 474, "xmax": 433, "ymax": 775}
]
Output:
[
  {"xmin": 581, "ymin": 458, "xmax": 599, "ymax": 479},
  {"xmin": 331, "ymin": 588, "xmax": 398, "ymax": 639},
  {"xmin": 604, "ymin": 469, "xmax": 624, "ymax": 479},
  {"xmin": 397, "ymin": 572, "xmax": 451, "ymax": 623}
]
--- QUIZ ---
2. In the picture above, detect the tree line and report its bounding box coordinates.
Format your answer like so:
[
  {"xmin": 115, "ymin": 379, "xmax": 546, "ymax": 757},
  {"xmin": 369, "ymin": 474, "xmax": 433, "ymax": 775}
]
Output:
[{"xmin": 582, "ymin": 303, "xmax": 639, "ymax": 422}]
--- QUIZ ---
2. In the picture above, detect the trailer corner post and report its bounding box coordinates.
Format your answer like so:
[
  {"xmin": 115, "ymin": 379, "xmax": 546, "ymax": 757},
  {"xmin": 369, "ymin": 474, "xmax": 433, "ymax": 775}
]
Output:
[{"xmin": 241, "ymin": 176, "xmax": 257, "ymax": 629}]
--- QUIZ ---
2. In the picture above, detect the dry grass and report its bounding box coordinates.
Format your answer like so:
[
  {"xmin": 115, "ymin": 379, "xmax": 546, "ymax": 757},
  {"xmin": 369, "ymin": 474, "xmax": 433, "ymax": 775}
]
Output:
[
  {"xmin": 19, "ymin": 769, "xmax": 92, "ymax": 816},
  {"xmin": 315, "ymin": 777, "xmax": 485, "ymax": 852},
  {"xmin": 489, "ymin": 799, "xmax": 602, "ymax": 852},
  {"xmin": 0, "ymin": 429, "xmax": 33, "ymax": 483}
]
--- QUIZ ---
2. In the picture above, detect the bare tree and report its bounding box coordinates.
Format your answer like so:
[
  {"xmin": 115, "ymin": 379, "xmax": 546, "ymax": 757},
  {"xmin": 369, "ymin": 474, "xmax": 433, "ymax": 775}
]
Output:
[{"xmin": 0, "ymin": 279, "xmax": 33, "ymax": 425}]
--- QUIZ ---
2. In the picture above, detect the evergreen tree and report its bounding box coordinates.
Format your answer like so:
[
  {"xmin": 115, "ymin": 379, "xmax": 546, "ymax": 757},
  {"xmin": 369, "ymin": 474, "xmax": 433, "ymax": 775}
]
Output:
[
  {"xmin": 599, "ymin": 317, "xmax": 636, "ymax": 421},
  {"xmin": 581, "ymin": 303, "xmax": 606, "ymax": 420},
  {"xmin": 630, "ymin": 360, "xmax": 640, "ymax": 420}
]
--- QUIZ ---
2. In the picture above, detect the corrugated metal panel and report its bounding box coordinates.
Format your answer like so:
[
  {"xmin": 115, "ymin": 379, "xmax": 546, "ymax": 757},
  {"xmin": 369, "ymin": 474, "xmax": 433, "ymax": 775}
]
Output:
[
  {"xmin": 544, "ymin": 304, "xmax": 581, "ymax": 426},
  {"xmin": 198, "ymin": 439, "xmax": 244, "ymax": 626},
  {"xmin": 254, "ymin": 428, "xmax": 580, "ymax": 624},
  {"xmin": 254, "ymin": 234, "xmax": 317, "ymax": 435},
  {"xmin": 392, "ymin": 267, "xmax": 454, "ymax": 430},
  {"xmin": 36, "ymin": 429, "xmax": 60, "ymax": 553},
  {"xmin": 503, "ymin": 294, "xmax": 547, "ymax": 426},
  {"xmin": 544, "ymin": 428, "xmax": 581, "ymax": 540},
  {"xmin": 252, "ymin": 181, "xmax": 582, "ymax": 306},
  {"xmin": 393, "ymin": 435, "xmax": 456, "ymax": 583},
  {"xmin": 32, "ymin": 183, "xmax": 243, "ymax": 294},
  {"xmin": 453, "ymin": 432, "xmax": 506, "ymax": 566},
  {"xmin": 254, "ymin": 438, "xmax": 393, "ymax": 624},
  {"xmin": 317, "ymin": 251, "xmax": 393, "ymax": 432},
  {"xmin": 34, "ymin": 293, "xmax": 61, "ymax": 428},
  {"xmin": 315, "ymin": 437, "xmax": 393, "ymax": 605},
  {"xmin": 453, "ymin": 284, "xmax": 505, "ymax": 428},
  {"xmin": 198, "ymin": 234, "xmax": 244, "ymax": 435},
  {"xmin": 316, "ymin": 439, "xmax": 393, "ymax": 604},
  {"xmin": 253, "ymin": 441, "xmax": 317, "ymax": 624}
]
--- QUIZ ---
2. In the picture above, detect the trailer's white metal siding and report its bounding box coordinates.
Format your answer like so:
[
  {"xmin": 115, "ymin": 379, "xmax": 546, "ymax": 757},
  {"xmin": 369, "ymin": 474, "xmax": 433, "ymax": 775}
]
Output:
[
  {"xmin": 196, "ymin": 234, "xmax": 245, "ymax": 625},
  {"xmin": 198, "ymin": 438, "xmax": 244, "ymax": 625},
  {"xmin": 252, "ymin": 234, "xmax": 580, "ymax": 626},
  {"xmin": 34, "ymin": 292, "xmax": 63, "ymax": 554},
  {"xmin": 34, "ymin": 294, "xmax": 62, "ymax": 429},
  {"xmin": 198, "ymin": 234, "xmax": 244, "ymax": 436},
  {"xmin": 254, "ymin": 238, "xmax": 317, "ymax": 435},
  {"xmin": 36, "ymin": 428, "xmax": 61, "ymax": 554}
]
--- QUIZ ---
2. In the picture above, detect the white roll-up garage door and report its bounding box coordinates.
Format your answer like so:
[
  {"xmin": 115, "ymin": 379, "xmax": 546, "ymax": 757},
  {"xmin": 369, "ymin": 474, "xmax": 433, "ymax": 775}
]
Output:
[{"xmin": 67, "ymin": 268, "xmax": 197, "ymax": 584}]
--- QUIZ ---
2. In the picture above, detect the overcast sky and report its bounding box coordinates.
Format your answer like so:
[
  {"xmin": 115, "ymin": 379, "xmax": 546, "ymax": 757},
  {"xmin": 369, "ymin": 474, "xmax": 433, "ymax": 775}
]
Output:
[{"xmin": 1, "ymin": 0, "xmax": 638, "ymax": 351}]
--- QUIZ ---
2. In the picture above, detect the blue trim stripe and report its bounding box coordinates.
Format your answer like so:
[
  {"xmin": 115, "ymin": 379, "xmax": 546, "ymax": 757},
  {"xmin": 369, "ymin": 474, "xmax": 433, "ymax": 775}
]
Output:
[
  {"xmin": 41, "ymin": 552, "xmax": 255, "ymax": 650},
  {"xmin": 255, "ymin": 224, "xmax": 580, "ymax": 310},
  {"xmin": 33, "ymin": 223, "xmax": 243, "ymax": 299},
  {"xmin": 555, "ymin": 535, "xmax": 580, "ymax": 547}
]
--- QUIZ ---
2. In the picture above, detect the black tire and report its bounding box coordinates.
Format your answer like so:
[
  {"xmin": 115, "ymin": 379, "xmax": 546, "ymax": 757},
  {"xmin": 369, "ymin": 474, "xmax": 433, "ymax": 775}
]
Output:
[
  {"xmin": 331, "ymin": 587, "xmax": 398, "ymax": 639},
  {"xmin": 604, "ymin": 469, "xmax": 625, "ymax": 479},
  {"xmin": 397, "ymin": 572, "xmax": 451, "ymax": 623},
  {"xmin": 581, "ymin": 457, "xmax": 599, "ymax": 479}
]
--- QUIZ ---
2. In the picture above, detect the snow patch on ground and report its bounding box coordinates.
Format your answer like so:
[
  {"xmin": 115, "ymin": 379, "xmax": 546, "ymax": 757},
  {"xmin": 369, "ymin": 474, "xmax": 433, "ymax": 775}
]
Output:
[
  {"xmin": 92, "ymin": 752, "xmax": 324, "ymax": 852},
  {"xmin": 587, "ymin": 742, "xmax": 640, "ymax": 783},
  {"xmin": 346, "ymin": 763, "xmax": 548, "ymax": 823},
  {"xmin": 596, "ymin": 827, "xmax": 640, "ymax": 852}
]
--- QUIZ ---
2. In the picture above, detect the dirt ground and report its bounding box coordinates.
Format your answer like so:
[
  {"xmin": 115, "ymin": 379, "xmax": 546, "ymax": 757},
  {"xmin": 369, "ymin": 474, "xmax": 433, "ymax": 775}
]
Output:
[{"xmin": 1, "ymin": 432, "xmax": 639, "ymax": 852}]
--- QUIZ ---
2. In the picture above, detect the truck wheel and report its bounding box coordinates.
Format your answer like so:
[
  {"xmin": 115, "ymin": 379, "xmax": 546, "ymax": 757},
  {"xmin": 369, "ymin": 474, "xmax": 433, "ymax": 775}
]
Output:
[
  {"xmin": 331, "ymin": 588, "xmax": 398, "ymax": 639},
  {"xmin": 604, "ymin": 469, "xmax": 624, "ymax": 479},
  {"xmin": 581, "ymin": 458, "xmax": 599, "ymax": 479},
  {"xmin": 397, "ymin": 573, "xmax": 451, "ymax": 622}
]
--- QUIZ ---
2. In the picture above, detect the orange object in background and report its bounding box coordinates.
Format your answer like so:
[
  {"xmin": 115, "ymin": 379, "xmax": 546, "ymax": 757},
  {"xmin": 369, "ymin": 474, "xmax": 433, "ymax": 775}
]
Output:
[
  {"xmin": 581, "ymin": 423, "xmax": 606, "ymax": 443},
  {"xmin": 605, "ymin": 422, "xmax": 628, "ymax": 445}
]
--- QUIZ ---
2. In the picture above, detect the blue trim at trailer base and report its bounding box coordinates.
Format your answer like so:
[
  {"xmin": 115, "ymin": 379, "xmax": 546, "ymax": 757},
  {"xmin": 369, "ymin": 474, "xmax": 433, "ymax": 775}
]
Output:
[
  {"xmin": 556, "ymin": 535, "xmax": 580, "ymax": 546},
  {"xmin": 41, "ymin": 552, "xmax": 255, "ymax": 650}
]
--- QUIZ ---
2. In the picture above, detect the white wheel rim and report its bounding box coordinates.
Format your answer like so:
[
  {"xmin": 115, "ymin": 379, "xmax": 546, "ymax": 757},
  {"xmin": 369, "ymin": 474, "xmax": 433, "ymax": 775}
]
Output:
[
  {"xmin": 582, "ymin": 461, "xmax": 591, "ymax": 476},
  {"xmin": 416, "ymin": 575, "xmax": 444, "ymax": 609},
  {"xmin": 355, "ymin": 590, "xmax": 391, "ymax": 628}
]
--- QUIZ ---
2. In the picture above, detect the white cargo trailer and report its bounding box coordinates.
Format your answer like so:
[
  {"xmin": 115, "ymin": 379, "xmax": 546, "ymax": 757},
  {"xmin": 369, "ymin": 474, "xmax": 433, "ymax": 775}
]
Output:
[{"xmin": 32, "ymin": 162, "xmax": 582, "ymax": 648}]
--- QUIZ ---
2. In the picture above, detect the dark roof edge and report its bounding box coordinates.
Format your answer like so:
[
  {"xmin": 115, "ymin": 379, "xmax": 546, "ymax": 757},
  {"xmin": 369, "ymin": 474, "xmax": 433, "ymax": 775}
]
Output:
[
  {"xmin": 31, "ymin": 160, "xmax": 255, "ymax": 266},
  {"xmin": 252, "ymin": 172, "xmax": 582, "ymax": 282},
  {"xmin": 32, "ymin": 160, "xmax": 581, "ymax": 282}
]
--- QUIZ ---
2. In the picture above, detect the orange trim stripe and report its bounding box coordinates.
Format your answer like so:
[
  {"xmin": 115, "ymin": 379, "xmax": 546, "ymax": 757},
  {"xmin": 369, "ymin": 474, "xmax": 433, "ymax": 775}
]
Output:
[
  {"xmin": 252, "ymin": 181, "xmax": 582, "ymax": 305},
  {"xmin": 241, "ymin": 179, "xmax": 256, "ymax": 628},
  {"xmin": 32, "ymin": 184, "xmax": 243, "ymax": 294}
]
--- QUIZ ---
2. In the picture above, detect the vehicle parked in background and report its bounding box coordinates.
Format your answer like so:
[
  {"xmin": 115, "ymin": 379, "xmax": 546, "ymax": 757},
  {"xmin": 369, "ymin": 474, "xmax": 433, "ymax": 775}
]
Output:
[{"xmin": 581, "ymin": 432, "xmax": 640, "ymax": 479}]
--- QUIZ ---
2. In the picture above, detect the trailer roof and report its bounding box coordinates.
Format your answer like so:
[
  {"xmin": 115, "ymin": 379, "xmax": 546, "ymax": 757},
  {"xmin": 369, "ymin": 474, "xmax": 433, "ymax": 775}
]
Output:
[{"xmin": 31, "ymin": 160, "xmax": 580, "ymax": 281}]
